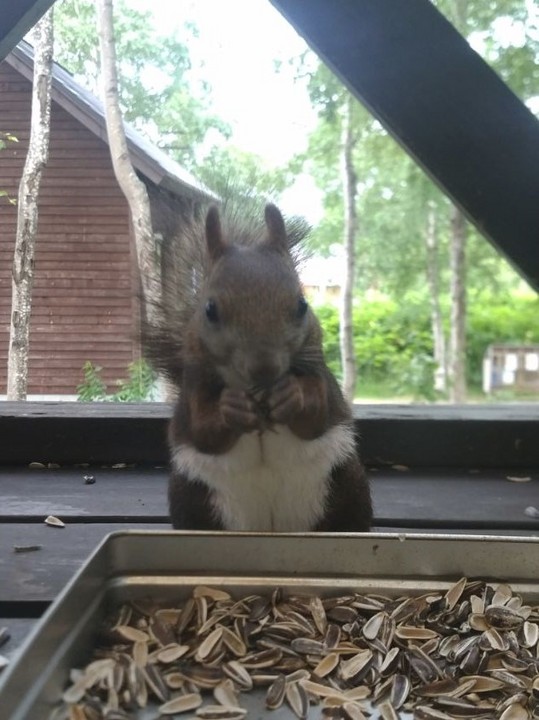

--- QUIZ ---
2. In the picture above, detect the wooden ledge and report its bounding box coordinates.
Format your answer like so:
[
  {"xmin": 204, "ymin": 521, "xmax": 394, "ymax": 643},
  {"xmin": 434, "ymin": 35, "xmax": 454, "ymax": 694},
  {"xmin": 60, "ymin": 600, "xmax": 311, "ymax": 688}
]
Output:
[{"xmin": 0, "ymin": 401, "xmax": 537, "ymax": 467}]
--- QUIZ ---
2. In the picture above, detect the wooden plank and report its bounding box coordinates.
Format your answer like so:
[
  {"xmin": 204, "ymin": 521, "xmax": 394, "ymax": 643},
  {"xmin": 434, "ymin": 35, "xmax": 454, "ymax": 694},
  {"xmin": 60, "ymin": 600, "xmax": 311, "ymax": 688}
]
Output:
[
  {"xmin": 1, "ymin": 466, "xmax": 538, "ymax": 529},
  {"xmin": 270, "ymin": 0, "xmax": 539, "ymax": 290},
  {"xmin": 0, "ymin": 523, "xmax": 168, "ymax": 603},
  {"xmin": 1, "ymin": 402, "xmax": 538, "ymax": 468},
  {"xmin": 370, "ymin": 469, "xmax": 539, "ymax": 530},
  {"xmin": 0, "ymin": 468, "xmax": 168, "ymax": 520},
  {"xmin": 0, "ymin": 403, "xmax": 170, "ymax": 465}
]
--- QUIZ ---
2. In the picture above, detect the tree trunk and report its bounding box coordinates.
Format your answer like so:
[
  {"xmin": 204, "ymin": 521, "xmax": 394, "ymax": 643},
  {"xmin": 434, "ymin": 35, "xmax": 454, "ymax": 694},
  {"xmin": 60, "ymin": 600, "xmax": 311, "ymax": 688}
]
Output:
[
  {"xmin": 96, "ymin": 0, "xmax": 160, "ymax": 326},
  {"xmin": 425, "ymin": 203, "xmax": 447, "ymax": 394},
  {"xmin": 448, "ymin": 205, "xmax": 467, "ymax": 402},
  {"xmin": 339, "ymin": 94, "xmax": 358, "ymax": 403},
  {"xmin": 7, "ymin": 9, "xmax": 54, "ymax": 400}
]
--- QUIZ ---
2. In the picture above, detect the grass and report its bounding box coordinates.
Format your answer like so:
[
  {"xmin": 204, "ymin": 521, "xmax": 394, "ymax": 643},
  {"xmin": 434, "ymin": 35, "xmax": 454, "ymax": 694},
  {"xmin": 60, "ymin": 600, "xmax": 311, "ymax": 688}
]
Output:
[{"xmin": 353, "ymin": 376, "xmax": 539, "ymax": 404}]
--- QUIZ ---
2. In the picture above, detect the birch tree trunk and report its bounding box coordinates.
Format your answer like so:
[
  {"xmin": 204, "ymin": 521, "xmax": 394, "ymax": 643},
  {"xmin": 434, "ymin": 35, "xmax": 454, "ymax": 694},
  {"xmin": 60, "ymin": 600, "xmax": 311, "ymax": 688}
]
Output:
[
  {"xmin": 425, "ymin": 203, "xmax": 447, "ymax": 394},
  {"xmin": 7, "ymin": 10, "xmax": 54, "ymax": 400},
  {"xmin": 339, "ymin": 95, "xmax": 358, "ymax": 403},
  {"xmin": 448, "ymin": 205, "xmax": 467, "ymax": 402},
  {"xmin": 96, "ymin": 0, "xmax": 160, "ymax": 326}
]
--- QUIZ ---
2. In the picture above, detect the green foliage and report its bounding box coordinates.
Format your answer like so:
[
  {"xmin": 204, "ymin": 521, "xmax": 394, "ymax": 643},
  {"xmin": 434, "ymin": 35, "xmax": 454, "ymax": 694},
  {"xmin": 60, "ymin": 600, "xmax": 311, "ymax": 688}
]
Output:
[
  {"xmin": 77, "ymin": 361, "xmax": 108, "ymax": 401},
  {"xmin": 76, "ymin": 359, "xmax": 157, "ymax": 402},
  {"xmin": 312, "ymin": 304, "xmax": 341, "ymax": 376},
  {"xmin": 113, "ymin": 359, "xmax": 158, "ymax": 402},
  {"xmin": 314, "ymin": 292, "xmax": 539, "ymax": 399},
  {"xmin": 466, "ymin": 294, "xmax": 539, "ymax": 387},
  {"xmin": 54, "ymin": 0, "xmax": 229, "ymax": 168},
  {"xmin": 314, "ymin": 298, "xmax": 433, "ymax": 397},
  {"xmin": 0, "ymin": 131, "xmax": 18, "ymax": 149}
]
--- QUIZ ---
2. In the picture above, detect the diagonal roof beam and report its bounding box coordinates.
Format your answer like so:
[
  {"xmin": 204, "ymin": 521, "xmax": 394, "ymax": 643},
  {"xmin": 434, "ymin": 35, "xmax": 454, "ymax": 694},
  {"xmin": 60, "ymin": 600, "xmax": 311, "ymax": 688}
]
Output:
[
  {"xmin": 0, "ymin": 0, "xmax": 55, "ymax": 61},
  {"xmin": 270, "ymin": 0, "xmax": 539, "ymax": 290}
]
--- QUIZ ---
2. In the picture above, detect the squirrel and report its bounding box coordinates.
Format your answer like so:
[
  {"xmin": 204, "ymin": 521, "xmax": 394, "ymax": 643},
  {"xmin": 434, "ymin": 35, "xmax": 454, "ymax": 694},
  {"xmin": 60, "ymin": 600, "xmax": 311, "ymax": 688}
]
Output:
[{"xmin": 144, "ymin": 202, "xmax": 372, "ymax": 532}]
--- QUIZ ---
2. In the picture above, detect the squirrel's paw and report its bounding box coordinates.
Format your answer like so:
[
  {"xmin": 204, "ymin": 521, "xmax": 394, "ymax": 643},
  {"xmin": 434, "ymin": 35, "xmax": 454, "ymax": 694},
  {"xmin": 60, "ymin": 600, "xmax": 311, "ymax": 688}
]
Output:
[
  {"xmin": 220, "ymin": 388, "xmax": 260, "ymax": 432},
  {"xmin": 267, "ymin": 374, "xmax": 304, "ymax": 423}
]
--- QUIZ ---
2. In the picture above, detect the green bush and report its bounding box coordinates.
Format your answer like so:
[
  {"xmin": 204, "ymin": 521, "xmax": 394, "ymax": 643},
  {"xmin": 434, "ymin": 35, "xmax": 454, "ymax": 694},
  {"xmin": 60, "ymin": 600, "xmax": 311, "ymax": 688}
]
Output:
[
  {"xmin": 314, "ymin": 293, "xmax": 539, "ymax": 399},
  {"xmin": 77, "ymin": 361, "xmax": 108, "ymax": 402},
  {"xmin": 467, "ymin": 294, "xmax": 539, "ymax": 388},
  {"xmin": 314, "ymin": 298, "xmax": 433, "ymax": 397},
  {"xmin": 77, "ymin": 359, "xmax": 157, "ymax": 402}
]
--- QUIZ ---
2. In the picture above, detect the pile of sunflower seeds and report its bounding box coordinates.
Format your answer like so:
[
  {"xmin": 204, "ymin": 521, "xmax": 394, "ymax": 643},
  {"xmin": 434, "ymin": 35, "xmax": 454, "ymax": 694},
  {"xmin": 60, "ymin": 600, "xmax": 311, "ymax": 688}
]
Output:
[{"xmin": 55, "ymin": 579, "xmax": 539, "ymax": 720}]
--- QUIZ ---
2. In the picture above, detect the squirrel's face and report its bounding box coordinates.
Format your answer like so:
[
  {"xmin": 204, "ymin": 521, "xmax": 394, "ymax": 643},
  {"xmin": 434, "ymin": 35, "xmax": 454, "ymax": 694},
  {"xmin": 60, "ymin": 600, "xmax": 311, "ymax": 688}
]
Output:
[{"xmin": 198, "ymin": 246, "xmax": 313, "ymax": 391}]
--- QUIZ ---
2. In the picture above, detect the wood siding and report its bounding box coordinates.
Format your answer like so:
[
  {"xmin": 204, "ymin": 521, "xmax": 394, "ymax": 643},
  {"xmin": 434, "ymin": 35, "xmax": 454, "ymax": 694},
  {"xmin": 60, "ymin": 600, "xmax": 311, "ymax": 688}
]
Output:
[{"xmin": 0, "ymin": 62, "xmax": 139, "ymax": 395}]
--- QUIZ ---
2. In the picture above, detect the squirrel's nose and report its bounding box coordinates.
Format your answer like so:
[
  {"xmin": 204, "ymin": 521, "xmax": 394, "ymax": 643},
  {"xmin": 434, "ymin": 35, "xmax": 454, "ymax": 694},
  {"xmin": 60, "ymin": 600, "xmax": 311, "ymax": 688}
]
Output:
[{"xmin": 248, "ymin": 357, "xmax": 282, "ymax": 387}]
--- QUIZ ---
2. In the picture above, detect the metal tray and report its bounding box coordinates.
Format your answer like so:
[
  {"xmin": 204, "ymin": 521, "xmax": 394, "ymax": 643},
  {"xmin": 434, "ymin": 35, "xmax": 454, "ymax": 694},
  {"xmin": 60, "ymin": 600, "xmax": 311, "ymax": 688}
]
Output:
[{"xmin": 2, "ymin": 531, "xmax": 539, "ymax": 719}]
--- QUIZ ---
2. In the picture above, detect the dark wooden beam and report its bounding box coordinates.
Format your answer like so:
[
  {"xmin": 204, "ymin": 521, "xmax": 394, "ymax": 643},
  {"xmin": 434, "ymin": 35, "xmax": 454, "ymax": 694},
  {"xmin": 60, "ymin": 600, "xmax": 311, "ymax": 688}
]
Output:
[
  {"xmin": 0, "ymin": 0, "xmax": 55, "ymax": 61},
  {"xmin": 270, "ymin": 0, "xmax": 539, "ymax": 290},
  {"xmin": 0, "ymin": 402, "xmax": 538, "ymax": 467}
]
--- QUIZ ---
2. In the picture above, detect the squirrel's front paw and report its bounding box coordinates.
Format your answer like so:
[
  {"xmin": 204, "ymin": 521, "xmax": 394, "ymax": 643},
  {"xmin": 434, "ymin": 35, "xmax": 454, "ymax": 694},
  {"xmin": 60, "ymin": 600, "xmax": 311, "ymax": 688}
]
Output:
[
  {"xmin": 220, "ymin": 388, "xmax": 260, "ymax": 432},
  {"xmin": 267, "ymin": 374, "xmax": 304, "ymax": 424}
]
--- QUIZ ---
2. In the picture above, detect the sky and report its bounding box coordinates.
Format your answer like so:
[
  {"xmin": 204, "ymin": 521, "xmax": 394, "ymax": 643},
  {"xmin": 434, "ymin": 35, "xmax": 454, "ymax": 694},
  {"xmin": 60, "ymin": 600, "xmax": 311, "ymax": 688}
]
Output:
[
  {"xmin": 127, "ymin": 1, "xmax": 316, "ymax": 161},
  {"xmin": 127, "ymin": 0, "xmax": 324, "ymax": 220},
  {"xmin": 106, "ymin": 0, "xmax": 538, "ymax": 224}
]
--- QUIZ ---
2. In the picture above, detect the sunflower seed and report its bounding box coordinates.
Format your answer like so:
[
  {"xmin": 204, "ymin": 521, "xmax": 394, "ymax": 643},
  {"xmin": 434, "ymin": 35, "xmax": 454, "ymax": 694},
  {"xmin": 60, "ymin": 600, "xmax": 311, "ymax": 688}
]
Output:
[
  {"xmin": 314, "ymin": 652, "xmax": 339, "ymax": 677},
  {"xmin": 223, "ymin": 661, "xmax": 253, "ymax": 690},
  {"xmin": 309, "ymin": 596, "xmax": 328, "ymax": 635},
  {"xmin": 266, "ymin": 673, "xmax": 286, "ymax": 709},
  {"xmin": 499, "ymin": 704, "xmax": 529, "ymax": 720},
  {"xmin": 285, "ymin": 681, "xmax": 309, "ymax": 719},
  {"xmin": 378, "ymin": 700, "xmax": 399, "ymax": 720},
  {"xmin": 444, "ymin": 577, "xmax": 467, "ymax": 611},
  {"xmin": 115, "ymin": 625, "xmax": 149, "ymax": 643},
  {"xmin": 339, "ymin": 649, "xmax": 373, "ymax": 680},
  {"xmin": 343, "ymin": 701, "xmax": 368, "ymax": 720},
  {"xmin": 196, "ymin": 705, "xmax": 247, "ymax": 719},
  {"xmin": 214, "ymin": 679, "xmax": 239, "ymax": 707},
  {"xmin": 157, "ymin": 643, "xmax": 190, "ymax": 663},
  {"xmin": 484, "ymin": 605, "xmax": 524, "ymax": 629},
  {"xmin": 362, "ymin": 611, "xmax": 386, "ymax": 640},
  {"xmin": 193, "ymin": 586, "xmax": 232, "ymax": 602},
  {"xmin": 158, "ymin": 693, "xmax": 203, "ymax": 714}
]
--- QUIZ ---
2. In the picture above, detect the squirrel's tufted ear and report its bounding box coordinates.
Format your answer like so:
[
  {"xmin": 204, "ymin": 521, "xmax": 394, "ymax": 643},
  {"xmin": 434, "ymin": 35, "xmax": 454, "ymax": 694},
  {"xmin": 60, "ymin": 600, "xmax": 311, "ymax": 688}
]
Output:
[
  {"xmin": 264, "ymin": 203, "xmax": 288, "ymax": 253},
  {"xmin": 205, "ymin": 205, "xmax": 227, "ymax": 261}
]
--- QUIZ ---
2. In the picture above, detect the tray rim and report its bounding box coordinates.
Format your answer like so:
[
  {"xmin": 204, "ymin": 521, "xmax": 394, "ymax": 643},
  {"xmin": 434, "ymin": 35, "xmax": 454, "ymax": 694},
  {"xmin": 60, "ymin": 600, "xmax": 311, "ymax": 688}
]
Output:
[{"xmin": 3, "ymin": 530, "xmax": 539, "ymax": 717}]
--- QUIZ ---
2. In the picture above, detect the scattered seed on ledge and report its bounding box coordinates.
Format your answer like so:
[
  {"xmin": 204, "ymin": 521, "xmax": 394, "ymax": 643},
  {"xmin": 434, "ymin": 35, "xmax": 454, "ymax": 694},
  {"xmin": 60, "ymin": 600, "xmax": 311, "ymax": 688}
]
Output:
[
  {"xmin": 44, "ymin": 515, "xmax": 65, "ymax": 528},
  {"xmin": 13, "ymin": 545, "xmax": 42, "ymax": 553},
  {"xmin": 0, "ymin": 627, "xmax": 10, "ymax": 648}
]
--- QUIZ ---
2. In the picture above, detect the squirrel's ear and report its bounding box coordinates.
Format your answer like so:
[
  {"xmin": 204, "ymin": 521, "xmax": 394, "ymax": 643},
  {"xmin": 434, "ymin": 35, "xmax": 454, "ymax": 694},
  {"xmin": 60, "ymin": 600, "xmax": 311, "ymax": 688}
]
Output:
[
  {"xmin": 264, "ymin": 203, "xmax": 288, "ymax": 253},
  {"xmin": 205, "ymin": 205, "xmax": 227, "ymax": 261}
]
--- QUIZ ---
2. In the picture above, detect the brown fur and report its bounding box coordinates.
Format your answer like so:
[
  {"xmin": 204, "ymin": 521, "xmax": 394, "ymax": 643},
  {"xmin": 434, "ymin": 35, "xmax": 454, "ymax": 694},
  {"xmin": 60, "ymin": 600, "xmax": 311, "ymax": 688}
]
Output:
[{"xmin": 144, "ymin": 203, "xmax": 373, "ymax": 531}]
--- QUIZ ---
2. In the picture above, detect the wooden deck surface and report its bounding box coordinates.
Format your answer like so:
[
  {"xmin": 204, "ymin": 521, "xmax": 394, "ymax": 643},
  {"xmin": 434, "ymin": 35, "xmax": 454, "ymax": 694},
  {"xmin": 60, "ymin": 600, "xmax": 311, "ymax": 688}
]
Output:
[{"xmin": 1, "ymin": 402, "xmax": 538, "ymax": 670}]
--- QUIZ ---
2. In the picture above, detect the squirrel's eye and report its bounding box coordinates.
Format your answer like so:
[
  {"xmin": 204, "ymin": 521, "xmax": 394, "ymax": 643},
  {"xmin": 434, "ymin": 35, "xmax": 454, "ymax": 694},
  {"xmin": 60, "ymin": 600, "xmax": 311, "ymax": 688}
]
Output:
[
  {"xmin": 297, "ymin": 296, "xmax": 308, "ymax": 319},
  {"xmin": 205, "ymin": 299, "xmax": 219, "ymax": 323}
]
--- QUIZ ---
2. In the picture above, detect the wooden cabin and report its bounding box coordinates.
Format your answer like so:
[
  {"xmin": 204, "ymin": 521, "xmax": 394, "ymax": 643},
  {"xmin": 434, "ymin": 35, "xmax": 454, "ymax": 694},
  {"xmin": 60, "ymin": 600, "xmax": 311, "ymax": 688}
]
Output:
[{"xmin": 0, "ymin": 41, "xmax": 212, "ymax": 398}]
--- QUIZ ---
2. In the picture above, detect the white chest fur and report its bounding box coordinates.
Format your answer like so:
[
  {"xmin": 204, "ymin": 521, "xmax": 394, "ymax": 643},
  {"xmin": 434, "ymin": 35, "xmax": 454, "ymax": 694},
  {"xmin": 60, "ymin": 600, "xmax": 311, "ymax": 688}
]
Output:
[{"xmin": 171, "ymin": 424, "xmax": 356, "ymax": 532}]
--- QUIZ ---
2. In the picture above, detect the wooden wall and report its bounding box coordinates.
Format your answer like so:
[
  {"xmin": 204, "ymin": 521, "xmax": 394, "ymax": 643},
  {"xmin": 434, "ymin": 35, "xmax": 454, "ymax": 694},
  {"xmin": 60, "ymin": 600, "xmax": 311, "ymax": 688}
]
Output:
[{"xmin": 0, "ymin": 62, "xmax": 139, "ymax": 395}]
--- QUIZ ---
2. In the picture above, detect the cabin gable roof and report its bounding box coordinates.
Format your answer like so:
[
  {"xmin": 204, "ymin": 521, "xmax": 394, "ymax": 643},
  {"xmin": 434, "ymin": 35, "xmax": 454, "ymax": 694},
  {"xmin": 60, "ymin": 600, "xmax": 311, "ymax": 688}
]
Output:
[{"xmin": 5, "ymin": 40, "xmax": 215, "ymax": 203}]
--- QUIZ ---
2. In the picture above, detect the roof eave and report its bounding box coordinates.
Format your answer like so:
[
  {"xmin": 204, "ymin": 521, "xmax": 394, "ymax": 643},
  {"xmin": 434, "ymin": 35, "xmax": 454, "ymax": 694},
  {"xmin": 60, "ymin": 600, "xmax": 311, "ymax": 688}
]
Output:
[{"xmin": 5, "ymin": 42, "xmax": 217, "ymax": 202}]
